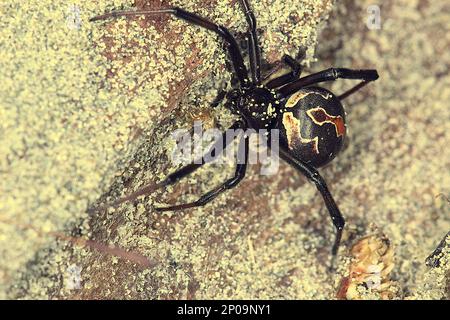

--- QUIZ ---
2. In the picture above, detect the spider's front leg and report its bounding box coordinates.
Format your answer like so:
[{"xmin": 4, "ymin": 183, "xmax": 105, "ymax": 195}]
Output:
[
  {"xmin": 279, "ymin": 67, "xmax": 379, "ymax": 99},
  {"xmin": 90, "ymin": 7, "xmax": 251, "ymax": 88},
  {"xmin": 278, "ymin": 147, "xmax": 345, "ymax": 257},
  {"xmin": 156, "ymin": 135, "xmax": 249, "ymax": 212},
  {"xmin": 265, "ymin": 54, "xmax": 304, "ymax": 89},
  {"xmin": 239, "ymin": 0, "xmax": 261, "ymax": 84}
]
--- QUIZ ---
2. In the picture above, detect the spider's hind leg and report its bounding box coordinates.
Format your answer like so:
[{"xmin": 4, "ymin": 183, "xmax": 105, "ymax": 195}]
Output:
[
  {"xmin": 156, "ymin": 135, "xmax": 249, "ymax": 212},
  {"xmin": 278, "ymin": 147, "xmax": 345, "ymax": 259},
  {"xmin": 95, "ymin": 121, "xmax": 243, "ymax": 211}
]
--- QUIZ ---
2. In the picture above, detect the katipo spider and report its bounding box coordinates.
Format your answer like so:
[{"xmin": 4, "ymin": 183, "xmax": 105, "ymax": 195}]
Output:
[{"xmin": 90, "ymin": 0, "xmax": 379, "ymax": 257}]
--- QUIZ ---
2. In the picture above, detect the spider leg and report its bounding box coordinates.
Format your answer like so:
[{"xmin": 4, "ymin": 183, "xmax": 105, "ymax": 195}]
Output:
[
  {"xmin": 98, "ymin": 121, "xmax": 244, "ymax": 210},
  {"xmin": 337, "ymin": 81, "xmax": 372, "ymax": 100},
  {"xmin": 279, "ymin": 68, "xmax": 379, "ymax": 96},
  {"xmin": 210, "ymin": 89, "xmax": 227, "ymax": 108},
  {"xmin": 239, "ymin": 0, "xmax": 261, "ymax": 84},
  {"xmin": 156, "ymin": 135, "xmax": 249, "ymax": 212},
  {"xmin": 278, "ymin": 147, "xmax": 345, "ymax": 257},
  {"xmin": 266, "ymin": 54, "xmax": 303, "ymax": 89},
  {"xmin": 160, "ymin": 121, "xmax": 243, "ymax": 187},
  {"xmin": 90, "ymin": 8, "xmax": 251, "ymax": 88}
]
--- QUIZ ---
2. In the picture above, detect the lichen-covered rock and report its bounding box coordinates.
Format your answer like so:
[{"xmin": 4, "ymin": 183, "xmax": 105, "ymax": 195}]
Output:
[
  {"xmin": 2, "ymin": 0, "xmax": 449, "ymax": 299},
  {"xmin": 1, "ymin": 0, "xmax": 335, "ymax": 299}
]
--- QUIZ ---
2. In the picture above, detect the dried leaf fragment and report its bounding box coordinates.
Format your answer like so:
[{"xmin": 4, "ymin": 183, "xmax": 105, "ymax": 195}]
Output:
[{"xmin": 337, "ymin": 232, "xmax": 399, "ymax": 300}]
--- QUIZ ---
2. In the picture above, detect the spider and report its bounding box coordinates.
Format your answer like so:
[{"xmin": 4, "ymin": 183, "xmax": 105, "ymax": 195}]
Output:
[{"xmin": 90, "ymin": 0, "xmax": 379, "ymax": 257}]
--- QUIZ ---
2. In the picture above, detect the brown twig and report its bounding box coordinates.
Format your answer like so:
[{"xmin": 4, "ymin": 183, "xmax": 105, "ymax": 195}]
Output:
[{"xmin": 0, "ymin": 217, "xmax": 157, "ymax": 269}]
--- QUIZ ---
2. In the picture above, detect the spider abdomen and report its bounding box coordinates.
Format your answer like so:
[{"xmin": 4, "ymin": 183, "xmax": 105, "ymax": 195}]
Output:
[{"xmin": 278, "ymin": 87, "xmax": 346, "ymax": 168}]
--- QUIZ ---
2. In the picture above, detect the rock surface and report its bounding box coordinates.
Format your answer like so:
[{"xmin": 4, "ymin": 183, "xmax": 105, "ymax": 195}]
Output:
[{"xmin": 1, "ymin": 0, "xmax": 449, "ymax": 299}]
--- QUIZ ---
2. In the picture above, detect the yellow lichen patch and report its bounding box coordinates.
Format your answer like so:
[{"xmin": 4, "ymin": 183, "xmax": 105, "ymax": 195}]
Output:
[{"xmin": 337, "ymin": 233, "xmax": 398, "ymax": 300}]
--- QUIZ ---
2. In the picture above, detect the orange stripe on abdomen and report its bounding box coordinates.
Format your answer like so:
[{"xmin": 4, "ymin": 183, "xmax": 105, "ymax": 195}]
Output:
[{"xmin": 306, "ymin": 107, "xmax": 346, "ymax": 137}]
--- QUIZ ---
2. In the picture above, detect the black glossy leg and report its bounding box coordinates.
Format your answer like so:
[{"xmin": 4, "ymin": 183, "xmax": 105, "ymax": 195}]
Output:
[
  {"xmin": 162, "ymin": 121, "xmax": 243, "ymax": 185},
  {"xmin": 90, "ymin": 8, "xmax": 250, "ymax": 88},
  {"xmin": 278, "ymin": 147, "xmax": 345, "ymax": 256},
  {"xmin": 266, "ymin": 54, "xmax": 303, "ymax": 89},
  {"xmin": 279, "ymin": 68, "xmax": 379, "ymax": 96},
  {"xmin": 338, "ymin": 81, "xmax": 372, "ymax": 100},
  {"xmin": 156, "ymin": 135, "xmax": 249, "ymax": 212},
  {"xmin": 210, "ymin": 89, "xmax": 227, "ymax": 108},
  {"xmin": 106, "ymin": 121, "xmax": 244, "ymax": 208},
  {"xmin": 239, "ymin": 0, "xmax": 261, "ymax": 84}
]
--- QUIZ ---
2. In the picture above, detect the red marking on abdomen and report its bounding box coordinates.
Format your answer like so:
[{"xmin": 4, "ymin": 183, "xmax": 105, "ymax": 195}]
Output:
[{"xmin": 307, "ymin": 107, "xmax": 346, "ymax": 137}]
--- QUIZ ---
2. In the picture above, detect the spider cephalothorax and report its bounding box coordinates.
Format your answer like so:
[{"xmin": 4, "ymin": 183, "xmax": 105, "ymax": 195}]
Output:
[
  {"xmin": 229, "ymin": 86, "xmax": 281, "ymax": 129},
  {"xmin": 91, "ymin": 0, "xmax": 379, "ymax": 260}
]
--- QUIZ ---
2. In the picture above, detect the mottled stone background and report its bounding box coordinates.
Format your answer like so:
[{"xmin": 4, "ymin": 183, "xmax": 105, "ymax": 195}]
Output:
[{"xmin": 0, "ymin": 0, "xmax": 448, "ymax": 299}]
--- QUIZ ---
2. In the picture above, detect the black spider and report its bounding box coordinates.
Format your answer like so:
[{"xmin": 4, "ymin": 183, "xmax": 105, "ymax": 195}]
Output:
[{"xmin": 90, "ymin": 0, "xmax": 379, "ymax": 257}]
